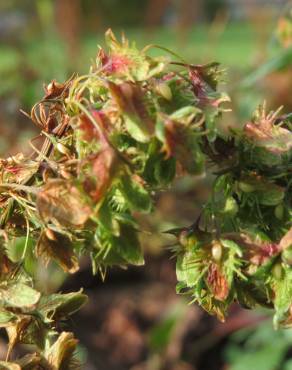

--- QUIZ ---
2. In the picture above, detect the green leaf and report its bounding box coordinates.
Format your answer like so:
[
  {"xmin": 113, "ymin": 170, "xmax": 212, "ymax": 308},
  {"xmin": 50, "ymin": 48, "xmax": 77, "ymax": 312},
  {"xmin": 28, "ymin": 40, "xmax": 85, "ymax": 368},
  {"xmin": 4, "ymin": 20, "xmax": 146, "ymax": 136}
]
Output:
[
  {"xmin": 124, "ymin": 115, "xmax": 151, "ymax": 143},
  {"xmin": 273, "ymin": 267, "xmax": 292, "ymax": 328},
  {"xmin": 170, "ymin": 106, "xmax": 201, "ymax": 122},
  {"xmin": 117, "ymin": 225, "xmax": 144, "ymax": 265},
  {"xmin": 119, "ymin": 175, "xmax": 152, "ymax": 213},
  {"xmin": 38, "ymin": 290, "xmax": 88, "ymax": 320},
  {"xmin": 0, "ymin": 310, "xmax": 17, "ymax": 327},
  {"xmin": 154, "ymin": 157, "xmax": 176, "ymax": 186},
  {"xmin": 220, "ymin": 239, "xmax": 243, "ymax": 258},
  {"xmin": 176, "ymin": 252, "xmax": 201, "ymax": 287},
  {"xmin": 0, "ymin": 283, "xmax": 40, "ymax": 309},
  {"xmin": 0, "ymin": 362, "xmax": 21, "ymax": 370}
]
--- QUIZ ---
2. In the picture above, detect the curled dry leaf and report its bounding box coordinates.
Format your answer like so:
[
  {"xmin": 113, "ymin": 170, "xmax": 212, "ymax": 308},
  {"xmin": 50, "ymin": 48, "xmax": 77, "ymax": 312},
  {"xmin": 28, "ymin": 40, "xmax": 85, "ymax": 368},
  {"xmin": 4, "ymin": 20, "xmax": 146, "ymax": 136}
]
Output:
[
  {"xmin": 37, "ymin": 179, "xmax": 91, "ymax": 227},
  {"xmin": 45, "ymin": 332, "xmax": 80, "ymax": 370},
  {"xmin": 44, "ymin": 79, "xmax": 71, "ymax": 100},
  {"xmin": 37, "ymin": 232, "xmax": 79, "ymax": 273}
]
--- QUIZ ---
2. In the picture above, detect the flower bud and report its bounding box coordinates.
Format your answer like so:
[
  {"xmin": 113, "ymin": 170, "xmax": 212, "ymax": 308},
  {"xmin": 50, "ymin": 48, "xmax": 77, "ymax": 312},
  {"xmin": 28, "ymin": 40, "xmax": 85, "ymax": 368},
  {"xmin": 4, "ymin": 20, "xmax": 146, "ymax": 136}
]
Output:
[
  {"xmin": 45, "ymin": 228, "xmax": 56, "ymax": 241},
  {"xmin": 212, "ymin": 242, "xmax": 222, "ymax": 262},
  {"xmin": 156, "ymin": 82, "xmax": 172, "ymax": 101},
  {"xmin": 56, "ymin": 143, "xmax": 71, "ymax": 156}
]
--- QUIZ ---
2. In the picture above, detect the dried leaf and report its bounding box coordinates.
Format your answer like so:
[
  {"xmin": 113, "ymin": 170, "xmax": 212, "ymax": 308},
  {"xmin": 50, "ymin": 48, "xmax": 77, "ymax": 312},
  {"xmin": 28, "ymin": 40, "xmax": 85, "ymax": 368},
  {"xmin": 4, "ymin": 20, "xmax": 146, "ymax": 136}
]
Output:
[
  {"xmin": 37, "ymin": 180, "xmax": 91, "ymax": 227},
  {"xmin": 37, "ymin": 232, "xmax": 79, "ymax": 273},
  {"xmin": 45, "ymin": 332, "xmax": 81, "ymax": 370}
]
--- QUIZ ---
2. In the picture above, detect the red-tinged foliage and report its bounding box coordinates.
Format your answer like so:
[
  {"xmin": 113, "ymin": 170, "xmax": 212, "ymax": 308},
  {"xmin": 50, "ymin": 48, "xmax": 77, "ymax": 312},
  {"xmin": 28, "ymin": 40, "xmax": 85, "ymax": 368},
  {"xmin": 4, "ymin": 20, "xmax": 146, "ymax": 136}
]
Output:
[{"xmin": 207, "ymin": 263, "xmax": 229, "ymax": 302}]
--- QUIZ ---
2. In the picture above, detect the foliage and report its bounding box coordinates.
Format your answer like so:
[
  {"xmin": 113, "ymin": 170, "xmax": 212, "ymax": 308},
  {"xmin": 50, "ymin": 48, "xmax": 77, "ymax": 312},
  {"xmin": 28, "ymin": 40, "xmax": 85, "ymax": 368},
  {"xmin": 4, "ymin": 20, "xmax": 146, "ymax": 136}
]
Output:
[
  {"xmin": 225, "ymin": 320, "xmax": 292, "ymax": 370},
  {"xmin": 0, "ymin": 29, "xmax": 291, "ymax": 367}
]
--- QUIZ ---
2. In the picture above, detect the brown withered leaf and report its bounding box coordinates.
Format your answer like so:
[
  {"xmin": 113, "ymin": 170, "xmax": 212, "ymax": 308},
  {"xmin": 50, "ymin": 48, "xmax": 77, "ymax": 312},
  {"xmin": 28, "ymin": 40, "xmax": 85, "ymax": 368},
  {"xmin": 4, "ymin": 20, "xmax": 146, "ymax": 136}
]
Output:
[
  {"xmin": 44, "ymin": 79, "xmax": 70, "ymax": 100},
  {"xmin": 78, "ymin": 109, "xmax": 112, "ymax": 143},
  {"xmin": 6, "ymin": 316, "xmax": 31, "ymax": 360},
  {"xmin": 82, "ymin": 133, "xmax": 120, "ymax": 203},
  {"xmin": 36, "ymin": 232, "xmax": 79, "ymax": 274},
  {"xmin": 91, "ymin": 147, "xmax": 118, "ymax": 202},
  {"xmin": 37, "ymin": 179, "xmax": 91, "ymax": 227},
  {"xmin": 0, "ymin": 249, "xmax": 14, "ymax": 279},
  {"xmin": 4, "ymin": 161, "xmax": 39, "ymax": 184},
  {"xmin": 45, "ymin": 332, "xmax": 80, "ymax": 369},
  {"xmin": 206, "ymin": 263, "xmax": 229, "ymax": 301},
  {"xmin": 78, "ymin": 112, "xmax": 121, "ymax": 202},
  {"xmin": 79, "ymin": 113, "xmax": 101, "ymax": 142},
  {"xmin": 16, "ymin": 353, "xmax": 42, "ymax": 369},
  {"xmin": 160, "ymin": 114, "xmax": 185, "ymax": 158}
]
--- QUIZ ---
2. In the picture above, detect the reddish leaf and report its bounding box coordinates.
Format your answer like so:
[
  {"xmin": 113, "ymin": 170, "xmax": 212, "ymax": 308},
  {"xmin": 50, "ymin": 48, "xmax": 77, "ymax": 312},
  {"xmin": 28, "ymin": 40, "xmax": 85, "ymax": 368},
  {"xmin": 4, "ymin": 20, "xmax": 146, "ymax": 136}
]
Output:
[
  {"xmin": 37, "ymin": 180, "xmax": 91, "ymax": 227},
  {"xmin": 206, "ymin": 263, "xmax": 229, "ymax": 301}
]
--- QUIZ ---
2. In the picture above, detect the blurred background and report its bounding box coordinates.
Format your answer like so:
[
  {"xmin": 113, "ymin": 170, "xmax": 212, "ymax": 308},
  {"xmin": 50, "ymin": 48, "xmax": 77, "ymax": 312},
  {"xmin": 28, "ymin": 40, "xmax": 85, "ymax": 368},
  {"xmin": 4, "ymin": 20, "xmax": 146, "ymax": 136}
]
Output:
[{"xmin": 1, "ymin": 1, "xmax": 292, "ymax": 369}]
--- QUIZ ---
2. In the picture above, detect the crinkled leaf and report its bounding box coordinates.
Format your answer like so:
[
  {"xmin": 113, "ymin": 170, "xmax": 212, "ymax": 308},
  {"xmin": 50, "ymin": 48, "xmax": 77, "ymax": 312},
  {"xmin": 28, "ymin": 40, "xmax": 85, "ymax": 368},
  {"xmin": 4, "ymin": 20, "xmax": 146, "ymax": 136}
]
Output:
[
  {"xmin": 117, "ymin": 225, "xmax": 144, "ymax": 265},
  {"xmin": 0, "ymin": 283, "xmax": 40, "ymax": 309},
  {"xmin": 176, "ymin": 252, "xmax": 201, "ymax": 288},
  {"xmin": 36, "ymin": 232, "xmax": 79, "ymax": 273},
  {"xmin": 273, "ymin": 267, "xmax": 292, "ymax": 328},
  {"xmin": 38, "ymin": 290, "xmax": 88, "ymax": 320},
  {"xmin": 0, "ymin": 310, "xmax": 17, "ymax": 327},
  {"xmin": 37, "ymin": 180, "xmax": 91, "ymax": 227},
  {"xmin": 45, "ymin": 332, "xmax": 81, "ymax": 370},
  {"xmin": 119, "ymin": 175, "xmax": 151, "ymax": 213}
]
